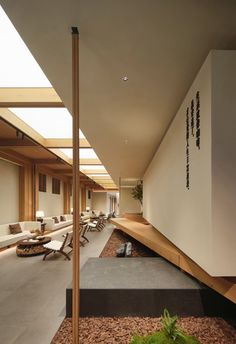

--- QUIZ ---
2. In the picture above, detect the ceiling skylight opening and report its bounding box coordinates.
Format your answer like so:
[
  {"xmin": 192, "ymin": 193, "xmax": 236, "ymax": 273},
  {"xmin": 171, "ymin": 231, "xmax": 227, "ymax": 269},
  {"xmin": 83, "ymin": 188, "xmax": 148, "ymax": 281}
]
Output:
[
  {"xmin": 59, "ymin": 148, "xmax": 99, "ymax": 160},
  {"xmin": 80, "ymin": 149, "xmax": 98, "ymax": 159},
  {"xmin": 79, "ymin": 129, "xmax": 85, "ymax": 139},
  {"xmin": 9, "ymin": 108, "xmax": 72, "ymax": 138},
  {"xmin": 0, "ymin": 6, "xmax": 51, "ymax": 87}
]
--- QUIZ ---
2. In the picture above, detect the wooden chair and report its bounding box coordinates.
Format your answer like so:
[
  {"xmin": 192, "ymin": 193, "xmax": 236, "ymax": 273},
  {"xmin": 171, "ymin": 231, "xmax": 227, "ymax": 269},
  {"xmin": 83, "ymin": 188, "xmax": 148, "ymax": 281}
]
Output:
[
  {"xmin": 87, "ymin": 217, "xmax": 106, "ymax": 232},
  {"xmin": 43, "ymin": 231, "xmax": 73, "ymax": 260},
  {"xmin": 80, "ymin": 223, "xmax": 89, "ymax": 246}
]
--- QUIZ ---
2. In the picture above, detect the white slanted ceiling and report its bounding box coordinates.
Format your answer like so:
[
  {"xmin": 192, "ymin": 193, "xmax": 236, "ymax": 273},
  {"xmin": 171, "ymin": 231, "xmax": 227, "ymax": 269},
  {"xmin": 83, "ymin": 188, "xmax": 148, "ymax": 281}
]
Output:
[{"xmin": 1, "ymin": 1, "xmax": 236, "ymax": 184}]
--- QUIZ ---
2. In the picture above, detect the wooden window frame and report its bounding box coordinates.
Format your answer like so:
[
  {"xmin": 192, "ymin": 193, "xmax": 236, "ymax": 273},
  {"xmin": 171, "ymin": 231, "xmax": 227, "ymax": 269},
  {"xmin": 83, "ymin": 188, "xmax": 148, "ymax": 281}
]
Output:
[
  {"xmin": 52, "ymin": 177, "xmax": 60, "ymax": 195},
  {"xmin": 39, "ymin": 173, "xmax": 46, "ymax": 192}
]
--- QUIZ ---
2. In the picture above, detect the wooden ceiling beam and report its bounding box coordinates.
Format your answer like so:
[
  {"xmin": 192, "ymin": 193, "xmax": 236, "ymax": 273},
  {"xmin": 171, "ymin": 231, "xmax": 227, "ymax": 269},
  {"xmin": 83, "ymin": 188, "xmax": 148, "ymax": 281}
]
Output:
[
  {"xmin": 103, "ymin": 188, "xmax": 119, "ymax": 191},
  {"xmin": 45, "ymin": 138, "xmax": 91, "ymax": 148},
  {"xmin": 0, "ymin": 138, "xmax": 37, "ymax": 148},
  {"xmin": 81, "ymin": 170, "xmax": 107, "ymax": 174},
  {"xmin": 0, "ymin": 110, "xmax": 101, "ymax": 169},
  {"xmin": 79, "ymin": 159, "xmax": 101, "ymax": 165},
  {"xmin": 0, "ymin": 110, "xmax": 72, "ymax": 166},
  {"xmin": 0, "ymin": 149, "xmax": 31, "ymax": 166},
  {"xmin": 0, "ymin": 87, "xmax": 64, "ymax": 107},
  {"xmin": 90, "ymin": 176, "xmax": 112, "ymax": 181},
  {"xmin": 33, "ymin": 159, "xmax": 65, "ymax": 165},
  {"xmin": 1, "ymin": 108, "xmax": 45, "ymax": 145},
  {"xmin": 53, "ymin": 169, "xmax": 72, "ymax": 174}
]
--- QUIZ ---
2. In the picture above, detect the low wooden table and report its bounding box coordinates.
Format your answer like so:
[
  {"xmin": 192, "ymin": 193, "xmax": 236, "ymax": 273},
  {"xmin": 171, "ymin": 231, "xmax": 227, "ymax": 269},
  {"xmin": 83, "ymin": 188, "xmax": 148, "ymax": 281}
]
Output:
[{"xmin": 16, "ymin": 237, "xmax": 51, "ymax": 257}]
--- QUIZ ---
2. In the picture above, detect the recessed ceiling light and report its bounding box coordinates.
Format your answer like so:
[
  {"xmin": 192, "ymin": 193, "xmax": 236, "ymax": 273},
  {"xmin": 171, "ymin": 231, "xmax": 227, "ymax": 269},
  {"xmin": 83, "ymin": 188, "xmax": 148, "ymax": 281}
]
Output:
[{"xmin": 122, "ymin": 76, "xmax": 128, "ymax": 82}]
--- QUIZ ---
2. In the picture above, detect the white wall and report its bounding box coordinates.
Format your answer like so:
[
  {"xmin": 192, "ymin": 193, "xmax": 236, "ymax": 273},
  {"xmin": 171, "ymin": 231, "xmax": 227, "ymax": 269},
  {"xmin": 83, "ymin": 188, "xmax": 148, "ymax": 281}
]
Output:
[
  {"xmin": 144, "ymin": 51, "xmax": 236, "ymax": 276},
  {"xmin": 91, "ymin": 192, "xmax": 108, "ymax": 213},
  {"xmin": 0, "ymin": 159, "xmax": 19, "ymax": 224},
  {"xmin": 38, "ymin": 175, "xmax": 64, "ymax": 216},
  {"xmin": 211, "ymin": 51, "xmax": 236, "ymax": 275},
  {"xmin": 119, "ymin": 187, "xmax": 142, "ymax": 216}
]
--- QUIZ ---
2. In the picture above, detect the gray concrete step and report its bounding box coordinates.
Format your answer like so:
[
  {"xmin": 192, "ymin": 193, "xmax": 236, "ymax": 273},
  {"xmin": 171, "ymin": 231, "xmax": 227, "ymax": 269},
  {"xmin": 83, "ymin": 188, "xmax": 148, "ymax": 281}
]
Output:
[{"xmin": 66, "ymin": 257, "xmax": 236, "ymax": 317}]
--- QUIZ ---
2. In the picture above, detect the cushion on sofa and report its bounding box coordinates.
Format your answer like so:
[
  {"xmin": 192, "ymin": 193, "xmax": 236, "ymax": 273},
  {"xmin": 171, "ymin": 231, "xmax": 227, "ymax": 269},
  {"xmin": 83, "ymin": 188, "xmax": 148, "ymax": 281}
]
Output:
[
  {"xmin": 43, "ymin": 215, "xmax": 73, "ymax": 231},
  {"xmin": 52, "ymin": 216, "xmax": 59, "ymax": 224},
  {"xmin": 60, "ymin": 215, "xmax": 66, "ymax": 221},
  {"xmin": 9, "ymin": 223, "xmax": 22, "ymax": 234},
  {"xmin": 0, "ymin": 221, "xmax": 38, "ymax": 249}
]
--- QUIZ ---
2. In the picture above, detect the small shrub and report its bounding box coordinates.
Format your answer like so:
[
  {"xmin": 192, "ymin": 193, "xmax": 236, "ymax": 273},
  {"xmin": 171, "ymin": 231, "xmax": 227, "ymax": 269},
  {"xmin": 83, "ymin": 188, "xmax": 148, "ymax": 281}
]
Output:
[
  {"xmin": 130, "ymin": 309, "xmax": 200, "ymax": 344},
  {"xmin": 131, "ymin": 180, "xmax": 143, "ymax": 205}
]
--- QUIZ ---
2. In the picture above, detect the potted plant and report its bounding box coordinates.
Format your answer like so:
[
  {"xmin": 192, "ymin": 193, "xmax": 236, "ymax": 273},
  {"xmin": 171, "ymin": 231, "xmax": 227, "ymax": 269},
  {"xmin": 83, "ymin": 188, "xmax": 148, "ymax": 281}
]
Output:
[
  {"xmin": 131, "ymin": 180, "xmax": 143, "ymax": 207},
  {"xmin": 130, "ymin": 309, "xmax": 200, "ymax": 344}
]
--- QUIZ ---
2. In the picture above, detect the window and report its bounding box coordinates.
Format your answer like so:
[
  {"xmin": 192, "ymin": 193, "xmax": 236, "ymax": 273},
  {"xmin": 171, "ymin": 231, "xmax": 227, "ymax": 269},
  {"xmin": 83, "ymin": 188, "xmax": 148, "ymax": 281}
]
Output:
[
  {"xmin": 52, "ymin": 178, "xmax": 60, "ymax": 194},
  {"xmin": 88, "ymin": 190, "xmax": 91, "ymax": 199},
  {"xmin": 39, "ymin": 173, "xmax": 46, "ymax": 192}
]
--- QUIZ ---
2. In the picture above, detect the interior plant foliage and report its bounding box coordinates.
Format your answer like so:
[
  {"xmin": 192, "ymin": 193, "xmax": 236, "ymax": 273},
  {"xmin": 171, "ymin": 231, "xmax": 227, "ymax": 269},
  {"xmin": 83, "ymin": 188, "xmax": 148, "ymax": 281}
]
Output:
[
  {"xmin": 131, "ymin": 180, "xmax": 143, "ymax": 205},
  {"xmin": 130, "ymin": 309, "xmax": 200, "ymax": 344}
]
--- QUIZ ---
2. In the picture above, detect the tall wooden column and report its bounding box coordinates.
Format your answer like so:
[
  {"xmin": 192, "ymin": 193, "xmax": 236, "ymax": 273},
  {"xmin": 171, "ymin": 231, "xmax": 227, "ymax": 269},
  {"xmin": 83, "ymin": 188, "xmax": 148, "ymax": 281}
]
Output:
[
  {"xmin": 19, "ymin": 164, "xmax": 34, "ymax": 221},
  {"xmin": 72, "ymin": 27, "xmax": 80, "ymax": 344},
  {"xmin": 63, "ymin": 181, "xmax": 71, "ymax": 214},
  {"xmin": 81, "ymin": 187, "xmax": 86, "ymax": 212}
]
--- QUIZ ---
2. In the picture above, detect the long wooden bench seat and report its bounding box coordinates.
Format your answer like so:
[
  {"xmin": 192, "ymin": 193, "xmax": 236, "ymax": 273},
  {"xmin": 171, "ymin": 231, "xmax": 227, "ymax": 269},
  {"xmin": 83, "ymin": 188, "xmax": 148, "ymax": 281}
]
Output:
[{"xmin": 111, "ymin": 217, "xmax": 236, "ymax": 304}]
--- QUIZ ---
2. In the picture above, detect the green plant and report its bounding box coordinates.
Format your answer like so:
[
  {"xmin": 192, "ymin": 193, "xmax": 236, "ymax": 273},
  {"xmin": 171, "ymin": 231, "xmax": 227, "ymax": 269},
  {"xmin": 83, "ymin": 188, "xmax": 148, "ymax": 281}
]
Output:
[
  {"xmin": 131, "ymin": 180, "xmax": 143, "ymax": 205},
  {"xmin": 130, "ymin": 309, "xmax": 200, "ymax": 344}
]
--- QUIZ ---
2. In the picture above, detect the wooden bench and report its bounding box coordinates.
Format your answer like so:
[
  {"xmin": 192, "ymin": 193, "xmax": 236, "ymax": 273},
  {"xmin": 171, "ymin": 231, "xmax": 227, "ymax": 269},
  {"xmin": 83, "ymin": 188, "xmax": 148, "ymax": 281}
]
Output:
[{"xmin": 111, "ymin": 217, "xmax": 236, "ymax": 304}]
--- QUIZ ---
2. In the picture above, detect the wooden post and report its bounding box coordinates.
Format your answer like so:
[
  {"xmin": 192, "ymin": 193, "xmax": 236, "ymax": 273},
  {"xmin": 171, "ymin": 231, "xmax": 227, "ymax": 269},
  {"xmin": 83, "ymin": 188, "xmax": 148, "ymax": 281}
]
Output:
[
  {"xmin": 81, "ymin": 187, "xmax": 86, "ymax": 212},
  {"xmin": 63, "ymin": 182, "xmax": 71, "ymax": 214},
  {"xmin": 72, "ymin": 27, "xmax": 80, "ymax": 344},
  {"xmin": 19, "ymin": 164, "xmax": 34, "ymax": 221},
  {"xmin": 35, "ymin": 166, "xmax": 39, "ymax": 217}
]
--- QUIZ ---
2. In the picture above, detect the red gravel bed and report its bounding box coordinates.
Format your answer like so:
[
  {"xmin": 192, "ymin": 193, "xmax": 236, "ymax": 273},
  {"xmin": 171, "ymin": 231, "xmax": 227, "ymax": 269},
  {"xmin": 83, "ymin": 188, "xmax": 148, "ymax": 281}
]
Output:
[
  {"xmin": 100, "ymin": 228, "xmax": 158, "ymax": 257},
  {"xmin": 51, "ymin": 316, "xmax": 236, "ymax": 344}
]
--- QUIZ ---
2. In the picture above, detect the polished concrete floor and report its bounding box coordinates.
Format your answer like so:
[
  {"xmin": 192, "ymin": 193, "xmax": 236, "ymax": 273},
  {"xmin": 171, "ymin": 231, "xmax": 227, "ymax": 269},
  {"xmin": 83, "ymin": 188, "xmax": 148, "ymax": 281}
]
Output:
[{"xmin": 0, "ymin": 223, "xmax": 114, "ymax": 344}]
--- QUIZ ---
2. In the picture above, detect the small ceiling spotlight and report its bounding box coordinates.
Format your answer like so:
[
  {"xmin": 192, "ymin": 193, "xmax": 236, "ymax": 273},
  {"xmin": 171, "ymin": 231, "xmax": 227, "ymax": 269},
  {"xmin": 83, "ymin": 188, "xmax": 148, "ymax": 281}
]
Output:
[{"xmin": 122, "ymin": 76, "xmax": 128, "ymax": 82}]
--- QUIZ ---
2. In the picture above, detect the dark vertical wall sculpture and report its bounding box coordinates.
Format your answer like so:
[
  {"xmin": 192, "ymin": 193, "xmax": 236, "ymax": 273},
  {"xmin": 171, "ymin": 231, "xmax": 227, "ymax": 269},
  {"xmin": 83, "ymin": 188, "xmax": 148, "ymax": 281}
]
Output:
[
  {"xmin": 196, "ymin": 91, "xmax": 200, "ymax": 149},
  {"xmin": 186, "ymin": 107, "xmax": 190, "ymax": 189},
  {"xmin": 186, "ymin": 92, "xmax": 200, "ymax": 189}
]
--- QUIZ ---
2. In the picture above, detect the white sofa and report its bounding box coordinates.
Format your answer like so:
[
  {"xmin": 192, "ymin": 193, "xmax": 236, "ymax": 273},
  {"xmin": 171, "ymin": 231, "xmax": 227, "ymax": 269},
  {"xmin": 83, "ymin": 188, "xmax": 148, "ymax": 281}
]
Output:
[
  {"xmin": 0, "ymin": 221, "xmax": 40, "ymax": 248},
  {"xmin": 43, "ymin": 214, "xmax": 73, "ymax": 231}
]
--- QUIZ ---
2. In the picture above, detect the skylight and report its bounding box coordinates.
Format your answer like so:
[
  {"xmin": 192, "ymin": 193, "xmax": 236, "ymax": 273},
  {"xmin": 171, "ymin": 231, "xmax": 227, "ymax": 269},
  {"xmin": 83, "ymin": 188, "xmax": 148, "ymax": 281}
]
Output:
[
  {"xmin": 10, "ymin": 108, "xmax": 72, "ymax": 138},
  {"xmin": 80, "ymin": 149, "xmax": 98, "ymax": 159},
  {"xmin": 0, "ymin": 6, "xmax": 51, "ymax": 87},
  {"xmin": 0, "ymin": 6, "xmax": 116, "ymax": 189},
  {"xmin": 60, "ymin": 148, "xmax": 99, "ymax": 159}
]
